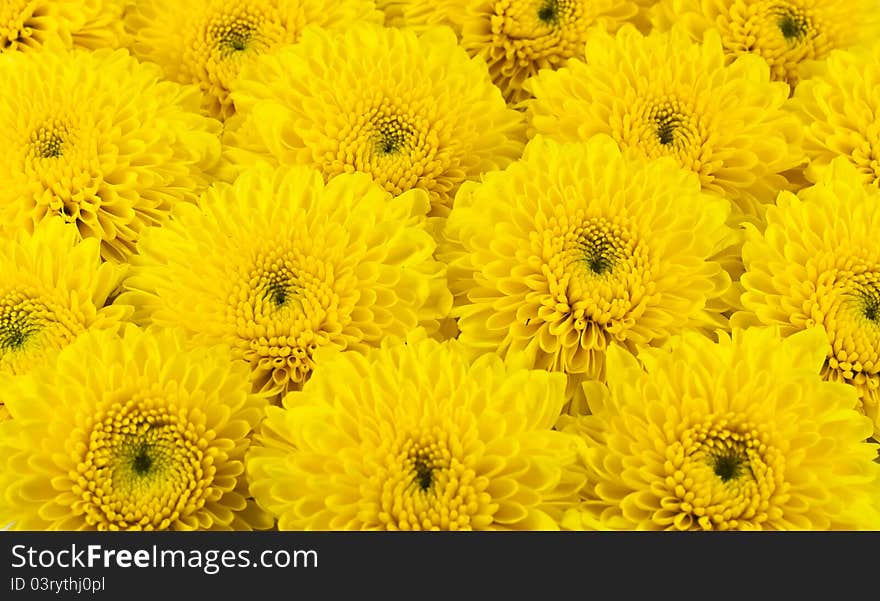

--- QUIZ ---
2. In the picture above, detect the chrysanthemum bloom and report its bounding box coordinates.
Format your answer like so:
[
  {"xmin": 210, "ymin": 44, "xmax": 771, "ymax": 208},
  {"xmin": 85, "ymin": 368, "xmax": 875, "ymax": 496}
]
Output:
[
  {"xmin": 0, "ymin": 48, "xmax": 221, "ymax": 263},
  {"xmin": 222, "ymin": 25, "xmax": 525, "ymax": 217},
  {"xmin": 444, "ymin": 135, "xmax": 733, "ymax": 410},
  {"xmin": 1, "ymin": 0, "xmax": 124, "ymax": 52},
  {"xmin": 650, "ymin": 0, "xmax": 880, "ymax": 88},
  {"xmin": 790, "ymin": 44, "xmax": 880, "ymax": 187},
  {"xmin": 377, "ymin": 0, "xmax": 638, "ymax": 104},
  {"xmin": 119, "ymin": 164, "xmax": 452, "ymax": 400},
  {"xmin": 247, "ymin": 333, "xmax": 583, "ymax": 530},
  {"xmin": 125, "ymin": 0, "xmax": 382, "ymax": 120},
  {"xmin": 526, "ymin": 25, "xmax": 804, "ymax": 222},
  {"xmin": 560, "ymin": 327, "xmax": 880, "ymax": 530},
  {"xmin": 0, "ymin": 325, "xmax": 273, "ymax": 530},
  {"xmin": 732, "ymin": 159, "xmax": 880, "ymax": 437},
  {"xmin": 0, "ymin": 218, "xmax": 131, "ymax": 420}
]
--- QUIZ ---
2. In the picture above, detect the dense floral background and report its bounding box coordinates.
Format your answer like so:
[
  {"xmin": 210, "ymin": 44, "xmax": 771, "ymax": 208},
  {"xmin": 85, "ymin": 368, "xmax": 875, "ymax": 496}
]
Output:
[{"xmin": 1, "ymin": 0, "xmax": 879, "ymax": 531}]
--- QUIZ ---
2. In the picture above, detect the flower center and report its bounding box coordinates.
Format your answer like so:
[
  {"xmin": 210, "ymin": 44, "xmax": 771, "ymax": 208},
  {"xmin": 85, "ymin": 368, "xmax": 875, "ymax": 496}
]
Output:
[
  {"xmin": 530, "ymin": 212, "xmax": 651, "ymax": 377},
  {"xmin": 217, "ymin": 21, "xmax": 254, "ymax": 54},
  {"xmin": 721, "ymin": 1, "xmax": 826, "ymax": 84},
  {"xmin": 655, "ymin": 110, "xmax": 681, "ymax": 147},
  {"xmin": 0, "ymin": 303, "xmax": 35, "ymax": 351},
  {"xmin": 188, "ymin": 2, "xmax": 288, "ymax": 118},
  {"xmin": 777, "ymin": 9, "xmax": 808, "ymax": 40},
  {"xmin": 0, "ymin": 290, "xmax": 83, "ymax": 375},
  {"xmin": 29, "ymin": 121, "xmax": 70, "ymax": 160},
  {"xmin": 857, "ymin": 283, "xmax": 880, "ymax": 323},
  {"xmin": 537, "ymin": 0, "xmax": 560, "ymax": 24},
  {"xmin": 35, "ymin": 132, "xmax": 63, "ymax": 158},
  {"xmin": 864, "ymin": 300, "xmax": 880, "ymax": 323},
  {"xmin": 495, "ymin": 0, "xmax": 577, "ymax": 36},
  {"xmin": 581, "ymin": 230, "xmax": 622, "ymax": 275},
  {"xmin": 571, "ymin": 217, "xmax": 630, "ymax": 278},
  {"xmin": 476, "ymin": 0, "xmax": 592, "ymax": 102},
  {"xmin": 375, "ymin": 428, "xmax": 488, "ymax": 530},
  {"xmin": 642, "ymin": 98, "xmax": 696, "ymax": 155},
  {"xmin": 374, "ymin": 116, "xmax": 414, "ymax": 156},
  {"xmin": 131, "ymin": 446, "xmax": 154, "ymax": 475},
  {"xmin": 77, "ymin": 402, "xmax": 214, "ymax": 530},
  {"xmin": 334, "ymin": 103, "xmax": 435, "ymax": 201},
  {"xmin": 659, "ymin": 416, "xmax": 782, "ymax": 530},
  {"xmin": 411, "ymin": 453, "xmax": 436, "ymax": 492},
  {"xmin": 712, "ymin": 452, "xmax": 746, "ymax": 482},
  {"xmin": 237, "ymin": 246, "xmax": 343, "ymax": 396},
  {"xmin": 544, "ymin": 214, "xmax": 650, "ymax": 333},
  {"xmin": 820, "ymin": 271, "xmax": 880, "ymax": 398},
  {"xmin": 261, "ymin": 270, "xmax": 297, "ymax": 309}
]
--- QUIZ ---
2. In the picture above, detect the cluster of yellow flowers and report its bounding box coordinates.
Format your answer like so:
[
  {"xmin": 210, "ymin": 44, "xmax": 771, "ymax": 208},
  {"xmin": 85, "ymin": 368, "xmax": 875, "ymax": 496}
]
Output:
[{"xmin": 1, "ymin": 0, "xmax": 879, "ymax": 531}]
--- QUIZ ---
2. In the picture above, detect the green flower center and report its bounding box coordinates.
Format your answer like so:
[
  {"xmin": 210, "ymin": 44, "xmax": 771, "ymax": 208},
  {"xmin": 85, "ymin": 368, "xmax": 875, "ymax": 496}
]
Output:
[
  {"xmin": 537, "ymin": 0, "xmax": 559, "ymax": 24},
  {"xmin": 132, "ymin": 447, "xmax": 154, "ymax": 476},
  {"xmin": 861, "ymin": 288, "xmax": 880, "ymax": 322},
  {"xmin": 30, "ymin": 123, "xmax": 68, "ymax": 159},
  {"xmin": 576, "ymin": 219, "xmax": 628, "ymax": 276},
  {"xmin": 712, "ymin": 453, "xmax": 745, "ymax": 482},
  {"xmin": 0, "ymin": 303, "xmax": 37, "ymax": 351},
  {"xmin": 264, "ymin": 278, "xmax": 289, "ymax": 308},
  {"xmin": 413, "ymin": 458, "xmax": 434, "ymax": 491},
  {"xmin": 777, "ymin": 10, "xmax": 808, "ymax": 40},
  {"xmin": 655, "ymin": 111, "xmax": 682, "ymax": 146},
  {"xmin": 211, "ymin": 12, "xmax": 260, "ymax": 56},
  {"xmin": 76, "ymin": 404, "xmax": 216, "ymax": 530},
  {"xmin": 222, "ymin": 25, "xmax": 252, "ymax": 52},
  {"xmin": 585, "ymin": 243, "xmax": 615, "ymax": 275},
  {"xmin": 374, "ymin": 116, "xmax": 413, "ymax": 155},
  {"xmin": 850, "ymin": 277, "xmax": 880, "ymax": 324},
  {"xmin": 864, "ymin": 302, "xmax": 879, "ymax": 323},
  {"xmin": 258, "ymin": 269, "xmax": 300, "ymax": 310},
  {"xmin": 116, "ymin": 425, "xmax": 173, "ymax": 485},
  {"xmin": 406, "ymin": 444, "xmax": 443, "ymax": 493},
  {"xmin": 39, "ymin": 133, "xmax": 63, "ymax": 158},
  {"xmin": 639, "ymin": 97, "xmax": 698, "ymax": 159}
]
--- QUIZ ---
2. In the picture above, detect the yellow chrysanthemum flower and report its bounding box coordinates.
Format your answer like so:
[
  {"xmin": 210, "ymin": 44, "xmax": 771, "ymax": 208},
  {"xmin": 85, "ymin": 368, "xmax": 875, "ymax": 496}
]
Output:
[
  {"xmin": 0, "ymin": 48, "xmax": 221, "ymax": 263},
  {"xmin": 379, "ymin": 0, "xmax": 638, "ymax": 104},
  {"xmin": 0, "ymin": 325, "xmax": 273, "ymax": 530},
  {"xmin": 560, "ymin": 327, "xmax": 880, "ymax": 531},
  {"xmin": 119, "ymin": 163, "xmax": 452, "ymax": 400},
  {"xmin": 444, "ymin": 135, "xmax": 733, "ymax": 410},
  {"xmin": 733, "ymin": 159, "xmax": 880, "ymax": 437},
  {"xmin": 247, "ymin": 333, "xmax": 583, "ymax": 530},
  {"xmin": 0, "ymin": 218, "xmax": 131, "ymax": 419},
  {"xmin": 650, "ymin": 0, "xmax": 880, "ymax": 87},
  {"xmin": 222, "ymin": 24, "xmax": 525, "ymax": 217},
  {"xmin": 791, "ymin": 44, "xmax": 880, "ymax": 187},
  {"xmin": 125, "ymin": 0, "xmax": 382, "ymax": 119},
  {"xmin": 526, "ymin": 25, "xmax": 804, "ymax": 221},
  {"xmin": 1, "ymin": 0, "xmax": 124, "ymax": 52}
]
